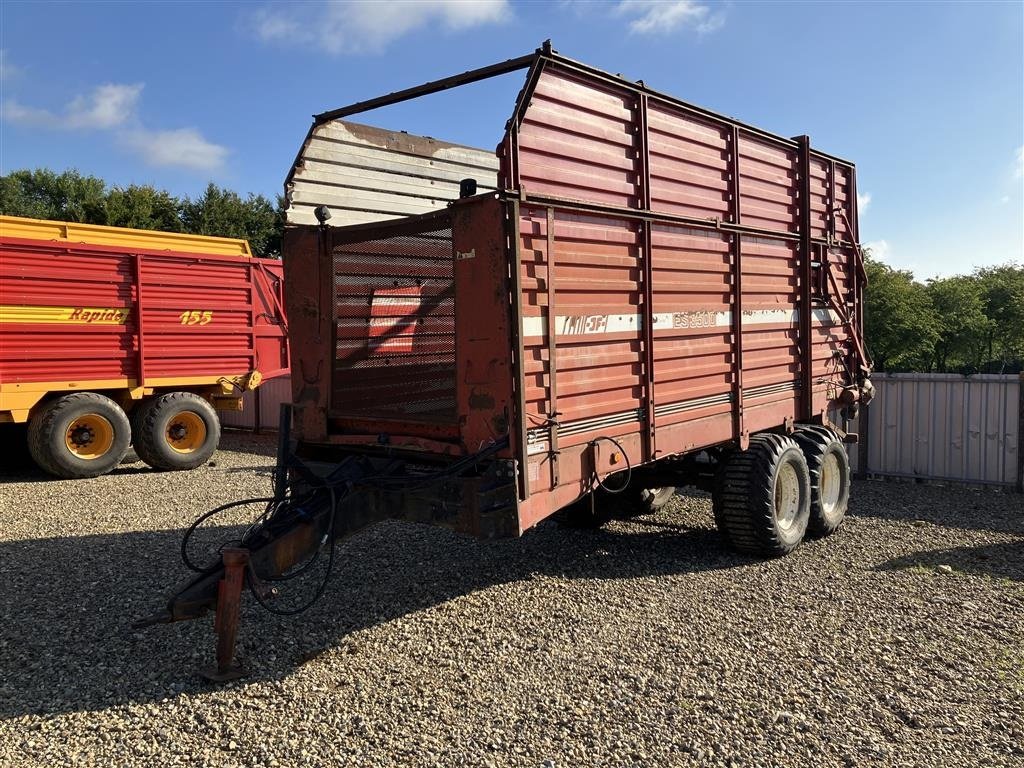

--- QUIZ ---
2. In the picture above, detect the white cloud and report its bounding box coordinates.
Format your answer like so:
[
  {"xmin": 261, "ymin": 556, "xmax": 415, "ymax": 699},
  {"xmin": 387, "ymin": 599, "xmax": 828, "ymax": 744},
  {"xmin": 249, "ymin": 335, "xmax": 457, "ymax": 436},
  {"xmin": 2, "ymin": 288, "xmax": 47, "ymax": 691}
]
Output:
[
  {"xmin": 1014, "ymin": 145, "xmax": 1023, "ymax": 180},
  {"xmin": 2, "ymin": 99, "xmax": 53, "ymax": 124},
  {"xmin": 857, "ymin": 191, "xmax": 871, "ymax": 215},
  {"xmin": 67, "ymin": 83, "xmax": 143, "ymax": 129},
  {"xmin": 4, "ymin": 82, "xmax": 142, "ymax": 128},
  {"xmin": 1000, "ymin": 195, "xmax": 1011, "ymax": 205},
  {"xmin": 0, "ymin": 50, "xmax": 20, "ymax": 81},
  {"xmin": 864, "ymin": 239, "xmax": 890, "ymax": 262},
  {"xmin": 251, "ymin": 0, "xmax": 510, "ymax": 55},
  {"xmin": 2, "ymin": 82, "xmax": 227, "ymax": 173},
  {"xmin": 123, "ymin": 128, "xmax": 228, "ymax": 172},
  {"xmin": 616, "ymin": 0, "xmax": 725, "ymax": 35}
]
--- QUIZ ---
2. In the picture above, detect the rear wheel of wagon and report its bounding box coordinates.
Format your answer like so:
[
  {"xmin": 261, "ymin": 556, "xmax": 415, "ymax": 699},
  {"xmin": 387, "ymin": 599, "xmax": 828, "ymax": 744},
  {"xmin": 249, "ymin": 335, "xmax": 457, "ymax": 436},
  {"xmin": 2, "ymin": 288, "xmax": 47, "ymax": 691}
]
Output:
[
  {"xmin": 27, "ymin": 392, "xmax": 131, "ymax": 479},
  {"xmin": 713, "ymin": 434, "xmax": 811, "ymax": 557},
  {"xmin": 132, "ymin": 392, "xmax": 220, "ymax": 471},
  {"xmin": 794, "ymin": 427, "xmax": 851, "ymax": 537}
]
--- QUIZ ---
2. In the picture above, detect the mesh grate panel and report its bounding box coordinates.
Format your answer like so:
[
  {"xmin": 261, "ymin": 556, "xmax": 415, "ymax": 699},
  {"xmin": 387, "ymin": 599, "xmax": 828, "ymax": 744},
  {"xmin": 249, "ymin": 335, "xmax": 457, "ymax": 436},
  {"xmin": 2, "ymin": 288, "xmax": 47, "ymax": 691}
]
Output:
[{"xmin": 331, "ymin": 217, "xmax": 456, "ymax": 424}]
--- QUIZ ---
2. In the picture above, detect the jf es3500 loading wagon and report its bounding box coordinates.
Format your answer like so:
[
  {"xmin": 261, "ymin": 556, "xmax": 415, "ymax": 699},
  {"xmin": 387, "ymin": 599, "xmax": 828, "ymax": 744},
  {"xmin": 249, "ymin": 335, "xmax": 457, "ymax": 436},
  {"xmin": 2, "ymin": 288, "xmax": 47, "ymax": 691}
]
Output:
[{"xmin": 139, "ymin": 43, "xmax": 874, "ymax": 680}]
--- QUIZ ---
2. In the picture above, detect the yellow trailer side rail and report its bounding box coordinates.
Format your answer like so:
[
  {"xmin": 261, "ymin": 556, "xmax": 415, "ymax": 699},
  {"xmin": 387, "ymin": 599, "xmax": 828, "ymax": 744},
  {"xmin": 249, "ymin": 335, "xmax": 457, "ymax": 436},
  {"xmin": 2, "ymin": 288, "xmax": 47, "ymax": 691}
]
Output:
[{"xmin": 0, "ymin": 215, "xmax": 253, "ymax": 258}]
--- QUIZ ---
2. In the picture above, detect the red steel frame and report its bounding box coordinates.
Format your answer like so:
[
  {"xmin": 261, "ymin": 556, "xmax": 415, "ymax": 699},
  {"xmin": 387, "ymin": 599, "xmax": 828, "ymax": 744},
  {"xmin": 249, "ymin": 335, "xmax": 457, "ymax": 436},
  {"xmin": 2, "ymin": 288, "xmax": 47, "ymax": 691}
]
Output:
[{"xmin": 285, "ymin": 43, "xmax": 869, "ymax": 536}]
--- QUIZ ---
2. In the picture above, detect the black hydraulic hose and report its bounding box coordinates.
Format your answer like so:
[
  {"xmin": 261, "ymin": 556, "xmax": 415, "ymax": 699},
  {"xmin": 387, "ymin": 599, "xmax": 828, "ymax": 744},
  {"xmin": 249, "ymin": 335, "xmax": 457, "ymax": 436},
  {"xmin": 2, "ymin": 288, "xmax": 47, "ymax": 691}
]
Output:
[
  {"xmin": 245, "ymin": 485, "xmax": 340, "ymax": 616},
  {"xmin": 179, "ymin": 435, "xmax": 508, "ymax": 617},
  {"xmin": 180, "ymin": 497, "xmax": 276, "ymax": 573},
  {"xmin": 589, "ymin": 435, "xmax": 632, "ymax": 494}
]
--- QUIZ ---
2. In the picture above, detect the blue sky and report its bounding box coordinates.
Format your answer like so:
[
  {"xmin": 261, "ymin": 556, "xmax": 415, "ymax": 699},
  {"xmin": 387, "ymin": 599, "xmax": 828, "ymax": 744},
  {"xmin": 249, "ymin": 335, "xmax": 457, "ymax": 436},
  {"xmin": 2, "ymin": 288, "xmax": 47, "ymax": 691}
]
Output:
[{"xmin": 1, "ymin": 0, "xmax": 1021, "ymax": 278}]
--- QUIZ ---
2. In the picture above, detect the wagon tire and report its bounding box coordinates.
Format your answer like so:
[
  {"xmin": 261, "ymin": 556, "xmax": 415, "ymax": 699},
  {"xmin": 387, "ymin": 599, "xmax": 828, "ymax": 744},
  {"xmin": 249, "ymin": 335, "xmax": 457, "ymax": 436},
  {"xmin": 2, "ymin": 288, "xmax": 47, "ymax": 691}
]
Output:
[
  {"xmin": 794, "ymin": 427, "xmax": 851, "ymax": 537},
  {"xmin": 640, "ymin": 486, "xmax": 676, "ymax": 511},
  {"xmin": 132, "ymin": 392, "xmax": 220, "ymax": 471},
  {"xmin": 27, "ymin": 392, "xmax": 131, "ymax": 479},
  {"xmin": 713, "ymin": 434, "xmax": 811, "ymax": 557},
  {"xmin": 616, "ymin": 486, "xmax": 676, "ymax": 518}
]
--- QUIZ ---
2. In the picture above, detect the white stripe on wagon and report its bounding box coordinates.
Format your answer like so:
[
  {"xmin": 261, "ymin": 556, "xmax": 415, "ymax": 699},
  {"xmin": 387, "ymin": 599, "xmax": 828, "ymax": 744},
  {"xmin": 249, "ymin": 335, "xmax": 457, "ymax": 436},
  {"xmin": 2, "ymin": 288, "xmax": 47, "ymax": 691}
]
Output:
[{"xmin": 521, "ymin": 309, "xmax": 837, "ymax": 338}]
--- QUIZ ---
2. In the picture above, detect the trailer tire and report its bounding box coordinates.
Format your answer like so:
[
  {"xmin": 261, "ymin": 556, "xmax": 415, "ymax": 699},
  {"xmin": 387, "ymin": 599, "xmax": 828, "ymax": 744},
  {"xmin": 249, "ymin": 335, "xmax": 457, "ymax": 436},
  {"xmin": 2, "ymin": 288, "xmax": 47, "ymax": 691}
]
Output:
[
  {"xmin": 27, "ymin": 392, "xmax": 131, "ymax": 479},
  {"xmin": 713, "ymin": 434, "xmax": 811, "ymax": 557},
  {"xmin": 619, "ymin": 486, "xmax": 676, "ymax": 518},
  {"xmin": 558, "ymin": 483, "xmax": 676, "ymax": 527},
  {"xmin": 794, "ymin": 427, "xmax": 851, "ymax": 537},
  {"xmin": 132, "ymin": 392, "xmax": 220, "ymax": 471},
  {"xmin": 642, "ymin": 485, "xmax": 676, "ymax": 510}
]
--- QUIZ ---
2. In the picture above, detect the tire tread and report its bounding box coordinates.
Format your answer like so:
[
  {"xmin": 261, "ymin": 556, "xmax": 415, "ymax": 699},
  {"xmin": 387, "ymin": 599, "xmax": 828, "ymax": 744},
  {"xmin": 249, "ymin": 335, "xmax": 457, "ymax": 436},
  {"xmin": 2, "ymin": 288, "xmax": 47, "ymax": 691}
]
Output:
[
  {"xmin": 132, "ymin": 392, "xmax": 220, "ymax": 471},
  {"xmin": 26, "ymin": 392, "xmax": 130, "ymax": 478},
  {"xmin": 713, "ymin": 433, "xmax": 810, "ymax": 557}
]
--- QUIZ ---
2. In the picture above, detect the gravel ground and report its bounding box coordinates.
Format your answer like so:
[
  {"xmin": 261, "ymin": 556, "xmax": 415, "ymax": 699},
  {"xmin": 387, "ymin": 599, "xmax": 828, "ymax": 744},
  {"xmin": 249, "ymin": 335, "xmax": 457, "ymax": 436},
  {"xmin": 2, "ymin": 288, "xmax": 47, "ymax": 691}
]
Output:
[{"xmin": 0, "ymin": 430, "xmax": 1021, "ymax": 767}]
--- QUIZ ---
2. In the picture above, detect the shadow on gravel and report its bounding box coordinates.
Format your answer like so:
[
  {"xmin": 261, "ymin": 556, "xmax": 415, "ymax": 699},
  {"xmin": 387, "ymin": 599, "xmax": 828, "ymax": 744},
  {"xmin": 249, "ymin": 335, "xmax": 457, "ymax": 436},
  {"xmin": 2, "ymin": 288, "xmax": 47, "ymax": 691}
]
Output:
[
  {"xmin": 876, "ymin": 540, "xmax": 1024, "ymax": 583},
  {"xmin": 0, "ymin": 511, "xmax": 738, "ymax": 719}
]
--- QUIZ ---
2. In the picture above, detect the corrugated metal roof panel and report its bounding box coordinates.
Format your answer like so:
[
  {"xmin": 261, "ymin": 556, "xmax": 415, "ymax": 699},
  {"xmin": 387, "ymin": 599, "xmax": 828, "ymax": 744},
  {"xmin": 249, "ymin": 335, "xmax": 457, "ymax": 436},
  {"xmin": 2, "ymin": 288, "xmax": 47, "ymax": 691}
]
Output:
[{"xmin": 285, "ymin": 120, "xmax": 499, "ymax": 227}]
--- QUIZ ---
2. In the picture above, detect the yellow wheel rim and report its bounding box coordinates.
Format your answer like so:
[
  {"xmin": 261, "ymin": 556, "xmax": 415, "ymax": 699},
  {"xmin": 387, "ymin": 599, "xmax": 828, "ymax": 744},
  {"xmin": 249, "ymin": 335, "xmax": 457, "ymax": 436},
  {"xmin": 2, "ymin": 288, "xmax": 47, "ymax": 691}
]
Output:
[
  {"xmin": 166, "ymin": 411, "xmax": 207, "ymax": 454},
  {"xmin": 65, "ymin": 414, "xmax": 115, "ymax": 460}
]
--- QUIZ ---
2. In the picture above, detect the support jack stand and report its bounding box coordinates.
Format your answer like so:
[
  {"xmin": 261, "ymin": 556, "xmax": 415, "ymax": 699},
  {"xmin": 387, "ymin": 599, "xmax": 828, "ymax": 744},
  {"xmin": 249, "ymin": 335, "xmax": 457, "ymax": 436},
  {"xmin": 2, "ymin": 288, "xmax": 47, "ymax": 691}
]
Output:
[{"xmin": 200, "ymin": 547, "xmax": 250, "ymax": 683}]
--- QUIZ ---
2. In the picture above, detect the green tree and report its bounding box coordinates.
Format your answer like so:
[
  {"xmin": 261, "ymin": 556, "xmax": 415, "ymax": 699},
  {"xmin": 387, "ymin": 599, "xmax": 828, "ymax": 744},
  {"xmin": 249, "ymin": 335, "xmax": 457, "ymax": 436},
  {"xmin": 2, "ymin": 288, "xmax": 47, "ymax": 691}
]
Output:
[
  {"xmin": 863, "ymin": 251, "xmax": 939, "ymax": 372},
  {"xmin": 0, "ymin": 168, "xmax": 107, "ymax": 223},
  {"xmin": 975, "ymin": 264, "xmax": 1024, "ymax": 372},
  {"xmin": 925, "ymin": 275, "xmax": 991, "ymax": 372},
  {"xmin": 180, "ymin": 183, "xmax": 283, "ymax": 258},
  {"xmin": 104, "ymin": 184, "xmax": 183, "ymax": 232}
]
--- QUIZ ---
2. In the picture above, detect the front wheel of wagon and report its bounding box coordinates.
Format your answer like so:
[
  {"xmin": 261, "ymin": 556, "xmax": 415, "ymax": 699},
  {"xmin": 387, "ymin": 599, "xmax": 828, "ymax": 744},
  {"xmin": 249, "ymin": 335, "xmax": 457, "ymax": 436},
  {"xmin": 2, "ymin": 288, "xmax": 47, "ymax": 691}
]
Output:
[
  {"xmin": 132, "ymin": 392, "xmax": 221, "ymax": 471},
  {"xmin": 619, "ymin": 485, "xmax": 676, "ymax": 518},
  {"xmin": 713, "ymin": 434, "xmax": 811, "ymax": 557}
]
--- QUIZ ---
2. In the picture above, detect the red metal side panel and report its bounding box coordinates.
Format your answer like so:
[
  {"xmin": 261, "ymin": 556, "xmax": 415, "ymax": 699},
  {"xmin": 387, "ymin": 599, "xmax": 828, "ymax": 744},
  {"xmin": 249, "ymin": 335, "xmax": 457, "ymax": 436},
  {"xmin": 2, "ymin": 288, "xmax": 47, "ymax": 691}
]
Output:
[
  {"xmin": 650, "ymin": 224, "xmax": 733, "ymax": 427},
  {"xmin": 0, "ymin": 241, "xmax": 134, "ymax": 383},
  {"xmin": 506, "ymin": 63, "xmax": 867, "ymax": 528},
  {"xmin": 807, "ymin": 154, "xmax": 861, "ymax": 415},
  {"xmin": 833, "ymin": 163, "xmax": 855, "ymax": 242},
  {"xmin": 737, "ymin": 135, "xmax": 798, "ymax": 234},
  {"xmin": 647, "ymin": 105, "xmax": 730, "ymax": 221},
  {"xmin": 516, "ymin": 68, "xmax": 639, "ymax": 208},
  {"xmin": 519, "ymin": 205, "xmax": 645, "ymax": 495},
  {"xmin": 739, "ymin": 236, "xmax": 800, "ymax": 430},
  {"xmin": 0, "ymin": 235, "xmax": 287, "ymax": 388},
  {"xmin": 808, "ymin": 157, "xmax": 831, "ymax": 240},
  {"xmin": 138, "ymin": 255, "xmax": 258, "ymax": 379},
  {"xmin": 252, "ymin": 261, "xmax": 289, "ymax": 380}
]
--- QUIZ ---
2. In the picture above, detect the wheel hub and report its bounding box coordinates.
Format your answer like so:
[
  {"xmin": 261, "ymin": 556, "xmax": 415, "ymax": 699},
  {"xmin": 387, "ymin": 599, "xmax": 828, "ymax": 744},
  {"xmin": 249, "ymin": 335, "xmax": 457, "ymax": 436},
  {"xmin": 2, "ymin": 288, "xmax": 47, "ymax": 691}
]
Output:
[
  {"xmin": 64, "ymin": 414, "xmax": 115, "ymax": 460},
  {"xmin": 820, "ymin": 452, "xmax": 841, "ymax": 513},
  {"xmin": 166, "ymin": 411, "xmax": 207, "ymax": 454},
  {"xmin": 70, "ymin": 426, "xmax": 94, "ymax": 446},
  {"xmin": 773, "ymin": 462, "xmax": 801, "ymax": 531}
]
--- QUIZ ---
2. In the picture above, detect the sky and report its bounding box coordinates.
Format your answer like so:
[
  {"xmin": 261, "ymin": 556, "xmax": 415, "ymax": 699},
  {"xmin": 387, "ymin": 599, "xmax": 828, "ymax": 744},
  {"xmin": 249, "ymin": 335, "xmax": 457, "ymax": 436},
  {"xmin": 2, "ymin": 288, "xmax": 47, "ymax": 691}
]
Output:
[{"xmin": 1, "ymin": 0, "xmax": 1021, "ymax": 279}]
